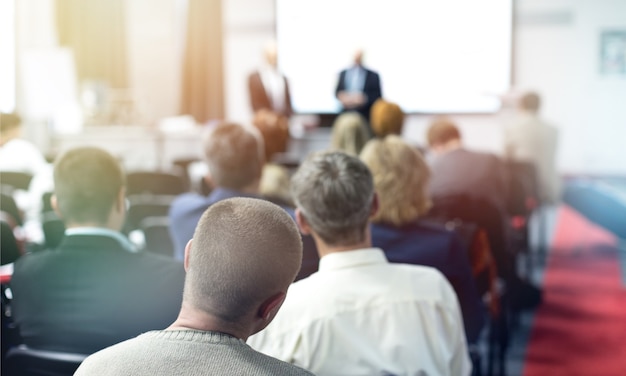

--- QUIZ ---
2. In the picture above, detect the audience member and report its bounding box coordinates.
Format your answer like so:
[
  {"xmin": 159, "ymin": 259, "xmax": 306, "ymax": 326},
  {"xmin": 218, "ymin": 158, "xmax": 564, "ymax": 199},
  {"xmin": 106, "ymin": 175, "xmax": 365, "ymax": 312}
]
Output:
[
  {"xmin": 248, "ymin": 151, "xmax": 471, "ymax": 376},
  {"xmin": 0, "ymin": 113, "xmax": 48, "ymax": 176},
  {"xmin": 10, "ymin": 147, "xmax": 185, "ymax": 354},
  {"xmin": 330, "ymin": 111, "xmax": 370, "ymax": 155},
  {"xmin": 169, "ymin": 123, "xmax": 265, "ymax": 260},
  {"xmin": 75, "ymin": 198, "xmax": 313, "ymax": 376},
  {"xmin": 248, "ymin": 41, "xmax": 293, "ymax": 117},
  {"xmin": 369, "ymin": 98, "xmax": 404, "ymax": 137},
  {"xmin": 426, "ymin": 116, "xmax": 507, "ymax": 211},
  {"xmin": 335, "ymin": 49, "xmax": 382, "ymax": 122},
  {"xmin": 504, "ymin": 91, "xmax": 560, "ymax": 203},
  {"xmin": 259, "ymin": 163, "xmax": 293, "ymax": 207},
  {"xmin": 168, "ymin": 122, "xmax": 319, "ymax": 280},
  {"xmin": 361, "ymin": 135, "xmax": 485, "ymax": 344}
]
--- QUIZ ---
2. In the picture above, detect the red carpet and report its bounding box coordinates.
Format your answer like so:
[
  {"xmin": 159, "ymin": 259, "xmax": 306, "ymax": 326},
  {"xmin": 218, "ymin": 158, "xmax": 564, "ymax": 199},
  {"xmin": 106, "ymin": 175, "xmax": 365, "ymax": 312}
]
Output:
[{"xmin": 523, "ymin": 206, "xmax": 626, "ymax": 376}]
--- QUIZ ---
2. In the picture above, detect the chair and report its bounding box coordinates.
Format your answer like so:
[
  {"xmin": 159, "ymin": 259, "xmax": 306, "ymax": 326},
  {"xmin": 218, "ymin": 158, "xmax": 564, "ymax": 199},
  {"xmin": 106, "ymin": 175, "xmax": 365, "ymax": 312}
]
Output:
[
  {"xmin": 140, "ymin": 216, "xmax": 175, "ymax": 257},
  {"xmin": 0, "ymin": 172, "xmax": 33, "ymax": 192},
  {"xmin": 124, "ymin": 195, "xmax": 176, "ymax": 233},
  {"xmin": 1, "ymin": 193, "xmax": 23, "ymax": 226},
  {"xmin": 3, "ymin": 345, "xmax": 88, "ymax": 376},
  {"xmin": 1, "ymin": 218, "xmax": 22, "ymax": 265},
  {"xmin": 126, "ymin": 171, "xmax": 187, "ymax": 196},
  {"xmin": 42, "ymin": 212, "xmax": 65, "ymax": 250}
]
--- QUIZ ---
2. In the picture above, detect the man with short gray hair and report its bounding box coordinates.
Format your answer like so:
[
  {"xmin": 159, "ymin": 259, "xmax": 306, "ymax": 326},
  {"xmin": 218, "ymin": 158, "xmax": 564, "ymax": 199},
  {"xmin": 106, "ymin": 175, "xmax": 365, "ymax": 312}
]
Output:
[
  {"xmin": 248, "ymin": 151, "xmax": 472, "ymax": 376},
  {"xmin": 76, "ymin": 197, "xmax": 313, "ymax": 376}
]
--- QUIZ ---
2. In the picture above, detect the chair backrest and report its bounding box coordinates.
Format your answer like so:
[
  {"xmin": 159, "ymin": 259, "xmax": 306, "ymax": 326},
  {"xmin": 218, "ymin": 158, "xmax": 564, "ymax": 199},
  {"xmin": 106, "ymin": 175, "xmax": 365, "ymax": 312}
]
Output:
[
  {"xmin": 126, "ymin": 171, "xmax": 186, "ymax": 196},
  {"xmin": 42, "ymin": 212, "xmax": 66, "ymax": 250},
  {"xmin": 0, "ymin": 172, "xmax": 33, "ymax": 192},
  {"xmin": 0, "ymin": 193, "xmax": 23, "ymax": 226},
  {"xmin": 504, "ymin": 160, "xmax": 540, "ymax": 216},
  {"xmin": 124, "ymin": 194, "xmax": 175, "ymax": 233},
  {"xmin": 140, "ymin": 216, "xmax": 174, "ymax": 257},
  {"xmin": 1, "ymin": 216, "xmax": 22, "ymax": 265},
  {"xmin": 3, "ymin": 345, "xmax": 88, "ymax": 376}
]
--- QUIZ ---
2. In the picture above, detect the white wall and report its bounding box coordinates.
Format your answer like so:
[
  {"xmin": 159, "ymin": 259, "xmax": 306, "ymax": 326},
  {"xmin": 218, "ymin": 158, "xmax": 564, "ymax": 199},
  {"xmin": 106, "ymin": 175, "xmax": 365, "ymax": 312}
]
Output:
[{"xmin": 222, "ymin": 0, "xmax": 626, "ymax": 175}]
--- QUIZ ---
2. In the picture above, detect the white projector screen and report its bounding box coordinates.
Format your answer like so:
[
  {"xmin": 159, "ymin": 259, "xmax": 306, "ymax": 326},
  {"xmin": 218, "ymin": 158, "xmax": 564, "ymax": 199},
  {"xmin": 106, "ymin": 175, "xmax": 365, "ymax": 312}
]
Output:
[{"xmin": 276, "ymin": 0, "xmax": 513, "ymax": 114}]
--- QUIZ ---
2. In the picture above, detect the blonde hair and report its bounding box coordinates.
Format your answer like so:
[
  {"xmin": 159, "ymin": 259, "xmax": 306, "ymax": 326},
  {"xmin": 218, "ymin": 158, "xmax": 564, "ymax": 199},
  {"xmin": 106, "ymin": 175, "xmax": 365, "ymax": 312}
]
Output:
[
  {"xmin": 330, "ymin": 112, "xmax": 370, "ymax": 156},
  {"xmin": 360, "ymin": 135, "xmax": 431, "ymax": 226},
  {"xmin": 260, "ymin": 163, "xmax": 293, "ymax": 206},
  {"xmin": 370, "ymin": 99, "xmax": 404, "ymax": 137}
]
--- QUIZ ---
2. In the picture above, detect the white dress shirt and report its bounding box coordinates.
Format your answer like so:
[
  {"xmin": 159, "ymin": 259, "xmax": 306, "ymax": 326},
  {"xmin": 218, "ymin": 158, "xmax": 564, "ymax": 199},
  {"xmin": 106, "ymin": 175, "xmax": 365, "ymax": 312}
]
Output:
[
  {"xmin": 248, "ymin": 248, "xmax": 471, "ymax": 376},
  {"xmin": 259, "ymin": 65, "xmax": 287, "ymax": 114}
]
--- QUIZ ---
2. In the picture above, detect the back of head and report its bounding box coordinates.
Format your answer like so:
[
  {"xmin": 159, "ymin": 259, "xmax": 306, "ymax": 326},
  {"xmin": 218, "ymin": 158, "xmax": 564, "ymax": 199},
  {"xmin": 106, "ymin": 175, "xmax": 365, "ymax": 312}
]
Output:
[
  {"xmin": 426, "ymin": 116, "xmax": 461, "ymax": 147},
  {"xmin": 360, "ymin": 135, "xmax": 431, "ymax": 226},
  {"xmin": 204, "ymin": 122, "xmax": 264, "ymax": 190},
  {"xmin": 370, "ymin": 99, "xmax": 404, "ymax": 137},
  {"xmin": 252, "ymin": 109, "xmax": 289, "ymax": 161},
  {"xmin": 259, "ymin": 163, "xmax": 293, "ymax": 207},
  {"xmin": 0, "ymin": 113, "xmax": 22, "ymax": 145},
  {"xmin": 291, "ymin": 151, "xmax": 374, "ymax": 246},
  {"xmin": 331, "ymin": 112, "xmax": 370, "ymax": 156},
  {"xmin": 519, "ymin": 92, "xmax": 541, "ymax": 113},
  {"xmin": 53, "ymin": 147, "xmax": 125, "ymax": 226},
  {"xmin": 184, "ymin": 197, "xmax": 302, "ymax": 322}
]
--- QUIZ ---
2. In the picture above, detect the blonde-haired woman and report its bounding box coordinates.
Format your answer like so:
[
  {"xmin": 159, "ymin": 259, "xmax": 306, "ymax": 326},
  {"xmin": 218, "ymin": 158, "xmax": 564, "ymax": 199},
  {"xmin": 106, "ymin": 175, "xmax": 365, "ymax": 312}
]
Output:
[
  {"xmin": 330, "ymin": 112, "xmax": 370, "ymax": 156},
  {"xmin": 360, "ymin": 135, "xmax": 485, "ymax": 345}
]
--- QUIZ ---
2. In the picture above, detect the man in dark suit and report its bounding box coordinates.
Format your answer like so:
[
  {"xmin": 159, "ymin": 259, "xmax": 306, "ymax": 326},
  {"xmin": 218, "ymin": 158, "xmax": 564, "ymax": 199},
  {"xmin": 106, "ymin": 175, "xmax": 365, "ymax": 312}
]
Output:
[
  {"xmin": 10, "ymin": 147, "xmax": 185, "ymax": 354},
  {"xmin": 335, "ymin": 49, "xmax": 382, "ymax": 121},
  {"xmin": 248, "ymin": 42, "xmax": 293, "ymax": 117}
]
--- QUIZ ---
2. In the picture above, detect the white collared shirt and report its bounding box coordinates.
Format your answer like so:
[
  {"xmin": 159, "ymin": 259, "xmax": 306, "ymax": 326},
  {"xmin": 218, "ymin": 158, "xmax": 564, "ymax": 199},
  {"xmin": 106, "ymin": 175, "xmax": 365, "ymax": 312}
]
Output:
[
  {"xmin": 248, "ymin": 248, "xmax": 471, "ymax": 376},
  {"xmin": 259, "ymin": 65, "xmax": 287, "ymax": 114}
]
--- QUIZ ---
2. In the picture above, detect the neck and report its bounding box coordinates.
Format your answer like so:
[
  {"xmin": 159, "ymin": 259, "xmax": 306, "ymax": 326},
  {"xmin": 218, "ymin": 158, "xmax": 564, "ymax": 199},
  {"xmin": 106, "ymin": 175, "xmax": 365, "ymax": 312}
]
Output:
[
  {"xmin": 313, "ymin": 228, "xmax": 372, "ymax": 259},
  {"xmin": 433, "ymin": 139, "xmax": 462, "ymax": 156},
  {"xmin": 168, "ymin": 302, "xmax": 252, "ymax": 341},
  {"xmin": 226, "ymin": 181, "xmax": 260, "ymax": 196}
]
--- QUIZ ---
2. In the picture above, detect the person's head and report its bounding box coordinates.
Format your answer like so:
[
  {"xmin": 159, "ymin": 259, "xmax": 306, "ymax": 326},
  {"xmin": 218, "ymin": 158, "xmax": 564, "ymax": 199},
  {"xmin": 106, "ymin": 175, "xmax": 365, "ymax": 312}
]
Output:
[
  {"xmin": 52, "ymin": 147, "xmax": 126, "ymax": 229},
  {"xmin": 370, "ymin": 99, "xmax": 404, "ymax": 137},
  {"xmin": 330, "ymin": 111, "xmax": 370, "ymax": 156},
  {"xmin": 263, "ymin": 41, "xmax": 278, "ymax": 68},
  {"xmin": 252, "ymin": 109, "xmax": 289, "ymax": 162},
  {"xmin": 203, "ymin": 122, "xmax": 264, "ymax": 192},
  {"xmin": 426, "ymin": 116, "xmax": 462, "ymax": 154},
  {"xmin": 259, "ymin": 163, "xmax": 293, "ymax": 207},
  {"xmin": 519, "ymin": 92, "xmax": 541, "ymax": 113},
  {"xmin": 360, "ymin": 135, "xmax": 431, "ymax": 226},
  {"xmin": 0, "ymin": 113, "xmax": 22, "ymax": 146},
  {"xmin": 291, "ymin": 151, "xmax": 375, "ymax": 247},
  {"xmin": 183, "ymin": 197, "xmax": 302, "ymax": 335}
]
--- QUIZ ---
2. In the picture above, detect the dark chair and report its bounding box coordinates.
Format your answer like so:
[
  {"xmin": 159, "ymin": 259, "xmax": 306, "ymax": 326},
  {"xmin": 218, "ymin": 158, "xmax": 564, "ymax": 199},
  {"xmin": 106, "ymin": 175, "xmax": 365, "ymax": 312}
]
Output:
[
  {"xmin": 1, "ymin": 218, "xmax": 22, "ymax": 265},
  {"xmin": 140, "ymin": 216, "xmax": 175, "ymax": 258},
  {"xmin": 3, "ymin": 345, "xmax": 88, "ymax": 376},
  {"xmin": 0, "ymin": 172, "xmax": 33, "ymax": 192},
  {"xmin": 42, "ymin": 212, "xmax": 65, "ymax": 250},
  {"xmin": 124, "ymin": 195, "xmax": 175, "ymax": 233},
  {"xmin": 1, "ymin": 193, "xmax": 23, "ymax": 226},
  {"xmin": 126, "ymin": 171, "xmax": 186, "ymax": 196}
]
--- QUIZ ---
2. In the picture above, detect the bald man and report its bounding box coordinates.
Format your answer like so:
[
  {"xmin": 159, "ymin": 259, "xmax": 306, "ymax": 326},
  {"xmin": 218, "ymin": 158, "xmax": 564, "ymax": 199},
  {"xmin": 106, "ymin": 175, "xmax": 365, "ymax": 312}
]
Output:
[{"xmin": 75, "ymin": 198, "xmax": 313, "ymax": 376}]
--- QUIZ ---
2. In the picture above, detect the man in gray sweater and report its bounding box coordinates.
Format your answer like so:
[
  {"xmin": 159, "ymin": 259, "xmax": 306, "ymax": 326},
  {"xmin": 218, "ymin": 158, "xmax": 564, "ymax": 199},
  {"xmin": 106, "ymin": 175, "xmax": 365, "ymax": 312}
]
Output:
[{"xmin": 75, "ymin": 198, "xmax": 313, "ymax": 376}]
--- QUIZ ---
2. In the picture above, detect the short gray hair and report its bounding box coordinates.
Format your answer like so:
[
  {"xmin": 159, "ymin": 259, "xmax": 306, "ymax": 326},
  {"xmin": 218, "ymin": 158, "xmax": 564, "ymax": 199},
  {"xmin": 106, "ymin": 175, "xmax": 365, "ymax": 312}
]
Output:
[
  {"xmin": 291, "ymin": 151, "xmax": 374, "ymax": 245},
  {"xmin": 185, "ymin": 197, "xmax": 302, "ymax": 323}
]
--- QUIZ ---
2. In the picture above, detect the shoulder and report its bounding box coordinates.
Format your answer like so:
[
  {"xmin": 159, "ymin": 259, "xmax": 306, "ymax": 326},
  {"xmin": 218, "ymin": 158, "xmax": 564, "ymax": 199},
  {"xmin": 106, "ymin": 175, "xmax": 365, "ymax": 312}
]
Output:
[
  {"xmin": 75, "ymin": 337, "xmax": 145, "ymax": 375},
  {"xmin": 170, "ymin": 193, "xmax": 209, "ymax": 216}
]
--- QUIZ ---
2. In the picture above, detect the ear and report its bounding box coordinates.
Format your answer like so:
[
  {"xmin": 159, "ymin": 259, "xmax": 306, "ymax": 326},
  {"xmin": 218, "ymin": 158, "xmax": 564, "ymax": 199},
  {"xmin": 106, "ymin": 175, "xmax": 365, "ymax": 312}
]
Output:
[
  {"xmin": 257, "ymin": 292, "xmax": 286, "ymax": 321},
  {"xmin": 369, "ymin": 193, "xmax": 379, "ymax": 218},
  {"xmin": 183, "ymin": 239, "xmax": 193, "ymax": 272},
  {"xmin": 50, "ymin": 194, "xmax": 62, "ymax": 219},
  {"xmin": 295, "ymin": 208, "xmax": 312, "ymax": 235}
]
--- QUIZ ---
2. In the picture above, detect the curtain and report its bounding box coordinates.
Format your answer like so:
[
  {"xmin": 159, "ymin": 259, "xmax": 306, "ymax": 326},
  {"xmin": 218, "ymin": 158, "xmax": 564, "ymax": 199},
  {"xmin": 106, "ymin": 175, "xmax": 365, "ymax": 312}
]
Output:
[
  {"xmin": 55, "ymin": 0, "xmax": 127, "ymax": 89},
  {"xmin": 180, "ymin": 0, "xmax": 224, "ymax": 123}
]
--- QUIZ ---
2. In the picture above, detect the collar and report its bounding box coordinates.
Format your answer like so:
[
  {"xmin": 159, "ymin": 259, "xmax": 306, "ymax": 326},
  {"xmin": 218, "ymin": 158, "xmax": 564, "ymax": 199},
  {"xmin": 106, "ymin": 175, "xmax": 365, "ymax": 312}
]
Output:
[
  {"xmin": 208, "ymin": 187, "xmax": 259, "ymax": 202},
  {"xmin": 65, "ymin": 227, "xmax": 138, "ymax": 253},
  {"xmin": 318, "ymin": 248, "xmax": 387, "ymax": 272}
]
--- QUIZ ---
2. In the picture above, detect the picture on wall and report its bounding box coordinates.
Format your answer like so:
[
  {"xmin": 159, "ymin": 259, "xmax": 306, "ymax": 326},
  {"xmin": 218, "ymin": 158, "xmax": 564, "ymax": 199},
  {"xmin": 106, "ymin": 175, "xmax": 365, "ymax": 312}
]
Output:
[{"xmin": 600, "ymin": 30, "xmax": 626, "ymax": 75}]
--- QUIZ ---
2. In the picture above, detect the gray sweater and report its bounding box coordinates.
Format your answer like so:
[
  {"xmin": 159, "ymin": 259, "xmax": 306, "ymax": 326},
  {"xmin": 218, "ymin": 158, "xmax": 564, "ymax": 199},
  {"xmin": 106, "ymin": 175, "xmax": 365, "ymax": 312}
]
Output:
[{"xmin": 74, "ymin": 330, "xmax": 314, "ymax": 375}]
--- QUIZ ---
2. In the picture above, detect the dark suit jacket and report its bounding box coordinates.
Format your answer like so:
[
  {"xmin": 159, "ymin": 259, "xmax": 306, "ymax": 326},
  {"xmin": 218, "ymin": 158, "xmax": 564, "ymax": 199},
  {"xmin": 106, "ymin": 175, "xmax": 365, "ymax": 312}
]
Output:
[
  {"xmin": 248, "ymin": 70, "xmax": 293, "ymax": 117},
  {"xmin": 10, "ymin": 234, "xmax": 185, "ymax": 354},
  {"xmin": 335, "ymin": 67, "xmax": 382, "ymax": 120},
  {"xmin": 370, "ymin": 220, "xmax": 486, "ymax": 343}
]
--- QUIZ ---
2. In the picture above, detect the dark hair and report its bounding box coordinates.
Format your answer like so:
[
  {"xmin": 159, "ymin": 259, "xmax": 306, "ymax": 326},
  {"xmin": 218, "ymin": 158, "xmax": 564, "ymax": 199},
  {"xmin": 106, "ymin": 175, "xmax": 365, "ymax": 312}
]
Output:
[{"xmin": 53, "ymin": 147, "xmax": 125, "ymax": 225}]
